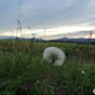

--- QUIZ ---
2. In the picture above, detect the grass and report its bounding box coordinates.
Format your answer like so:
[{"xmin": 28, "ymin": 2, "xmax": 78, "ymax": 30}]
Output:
[{"xmin": 0, "ymin": 40, "xmax": 95, "ymax": 95}]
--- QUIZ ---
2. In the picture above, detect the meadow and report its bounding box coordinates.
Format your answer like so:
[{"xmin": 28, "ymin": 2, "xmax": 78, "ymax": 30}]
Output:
[{"xmin": 0, "ymin": 40, "xmax": 95, "ymax": 95}]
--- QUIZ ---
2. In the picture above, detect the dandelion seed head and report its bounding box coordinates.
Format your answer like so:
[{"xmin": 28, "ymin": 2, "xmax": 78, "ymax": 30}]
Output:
[{"xmin": 43, "ymin": 46, "xmax": 65, "ymax": 66}]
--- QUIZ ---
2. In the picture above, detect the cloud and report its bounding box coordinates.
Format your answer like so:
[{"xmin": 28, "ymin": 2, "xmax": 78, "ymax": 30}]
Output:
[
  {"xmin": 0, "ymin": 0, "xmax": 19, "ymax": 31},
  {"xmin": 0, "ymin": 0, "xmax": 95, "ymax": 33},
  {"xmin": 20, "ymin": 0, "xmax": 76, "ymax": 27},
  {"xmin": 18, "ymin": 0, "xmax": 95, "ymax": 28}
]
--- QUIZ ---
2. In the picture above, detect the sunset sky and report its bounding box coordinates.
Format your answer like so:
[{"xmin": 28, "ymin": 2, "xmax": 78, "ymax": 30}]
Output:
[{"xmin": 0, "ymin": 0, "xmax": 95, "ymax": 39}]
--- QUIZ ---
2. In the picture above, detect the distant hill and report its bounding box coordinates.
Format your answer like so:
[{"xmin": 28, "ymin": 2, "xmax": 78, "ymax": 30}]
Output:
[
  {"xmin": 44, "ymin": 37, "xmax": 95, "ymax": 44},
  {"xmin": 0, "ymin": 35, "xmax": 95, "ymax": 44},
  {"xmin": 0, "ymin": 36, "xmax": 44, "ymax": 41},
  {"xmin": 0, "ymin": 36, "xmax": 16, "ymax": 40}
]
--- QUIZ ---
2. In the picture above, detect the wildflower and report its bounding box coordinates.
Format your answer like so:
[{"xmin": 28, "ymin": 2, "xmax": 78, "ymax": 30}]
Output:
[
  {"xmin": 93, "ymin": 88, "xmax": 95, "ymax": 94},
  {"xmin": 43, "ymin": 46, "xmax": 65, "ymax": 66}
]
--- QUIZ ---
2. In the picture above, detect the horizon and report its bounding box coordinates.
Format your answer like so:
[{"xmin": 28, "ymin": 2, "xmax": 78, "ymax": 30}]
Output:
[{"xmin": 0, "ymin": 27, "xmax": 95, "ymax": 40}]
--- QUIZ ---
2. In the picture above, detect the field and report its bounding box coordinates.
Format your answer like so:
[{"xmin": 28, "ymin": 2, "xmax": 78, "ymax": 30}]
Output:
[{"xmin": 0, "ymin": 40, "xmax": 95, "ymax": 95}]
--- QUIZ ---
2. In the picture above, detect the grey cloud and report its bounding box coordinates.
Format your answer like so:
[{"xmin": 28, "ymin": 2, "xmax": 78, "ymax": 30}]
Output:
[
  {"xmin": 1, "ymin": 0, "xmax": 95, "ymax": 32},
  {"xmin": 46, "ymin": 30, "xmax": 95, "ymax": 39},
  {"xmin": 19, "ymin": 0, "xmax": 77, "ymax": 27}
]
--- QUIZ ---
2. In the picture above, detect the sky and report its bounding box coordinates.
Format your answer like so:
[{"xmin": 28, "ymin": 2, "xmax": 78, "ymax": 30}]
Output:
[{"xmin": 0, "ymin": 0, "xmax": 95, "ymax": 39}]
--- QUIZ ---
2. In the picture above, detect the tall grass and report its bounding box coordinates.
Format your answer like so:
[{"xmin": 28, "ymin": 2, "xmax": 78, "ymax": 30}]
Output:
[{"xmin": 0, "ymin": 40, "xmax": 95, "ymax": 95}]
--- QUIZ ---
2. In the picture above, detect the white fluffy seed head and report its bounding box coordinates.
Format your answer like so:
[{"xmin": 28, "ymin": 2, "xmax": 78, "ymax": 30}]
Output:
[{"xmin": 43, "ymin": 46, "xmax": 65, "ymax": 66}]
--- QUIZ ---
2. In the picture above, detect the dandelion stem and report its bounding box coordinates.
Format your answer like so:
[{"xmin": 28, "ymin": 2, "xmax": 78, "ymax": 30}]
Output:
[{"xmin": 44, "ymin": 63, "xmax": 52, "ymax": 95}]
